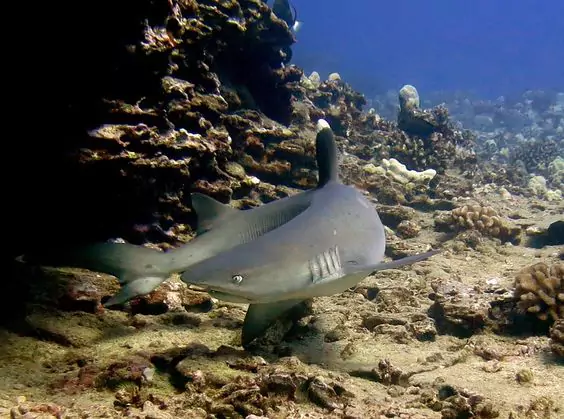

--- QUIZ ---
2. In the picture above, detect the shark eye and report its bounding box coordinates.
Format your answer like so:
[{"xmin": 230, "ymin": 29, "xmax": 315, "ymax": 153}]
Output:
[{"xmin": 231, "ymin": 274, "xmax": 244, "ymax": 284}]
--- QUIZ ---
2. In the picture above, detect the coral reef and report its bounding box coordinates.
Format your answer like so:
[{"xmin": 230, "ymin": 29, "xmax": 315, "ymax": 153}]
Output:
[
  {"xmin": 369, "ymin": 88, "xmax": 564, "ymax": 191},
  {"xmin": 514, "ymin": 262, "xmax": 564, "ymax": 323},
  {"xmin": 16, "ymin": 0, "xmax": 304, "ymax": 255},
  {"xmin": 4, "ymin": 1, "xmax": 564, "ymax": 418}
]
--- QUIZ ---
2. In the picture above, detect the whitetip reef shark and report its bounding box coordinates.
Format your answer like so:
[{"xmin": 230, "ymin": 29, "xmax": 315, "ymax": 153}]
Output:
[
  {"xmin": 177, "ymin": 120, "xmax": 438, "ymax": 346},
  {"xmin": 24, "ymin": 119, "xmax": 438, "ymax": 347}
]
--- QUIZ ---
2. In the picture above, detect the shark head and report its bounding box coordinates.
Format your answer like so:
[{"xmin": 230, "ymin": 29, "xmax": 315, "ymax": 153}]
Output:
[{"xmin": 183, "ymin": 252, "xmax": 298, "ymax": 303}]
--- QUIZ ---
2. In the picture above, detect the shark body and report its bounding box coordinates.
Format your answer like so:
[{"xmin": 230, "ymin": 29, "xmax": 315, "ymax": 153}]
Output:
[
  {"xmin": 58, "ymin": 188, "xmax": 315, "ymax": 306},
  {"xmin": 180, "ymin": 120, "xmax": 438, "ymax": 346},
  {"xmin": 25, "ymin": 119, "xmax": 438, "ymax": 347}
]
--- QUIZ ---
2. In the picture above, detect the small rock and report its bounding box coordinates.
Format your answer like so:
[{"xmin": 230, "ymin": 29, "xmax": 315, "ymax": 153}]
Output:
[
  {"xmin": 324, "ymin": 324, "xmax": 349, "ymax": 342},
  {"xmin": 516, "ymin": 368, "xmax": 534, "ymax": 384},
  {"xmin": 307, "ymin": 377, "xmax": 345, "ymax": 410},
  {"xmin": 482, "ymin": 361, "xmax": 502, "ymax": 373},
  {"xmin": 349, "ymin": 359, "xmax": 410, "ymax": 386},
  {"xmin": 362, "ymin": 314, "xmax": 407, "ymax": 331},
  {"xmin": 396, "ymin": 220, "xmax": 421, "ymax": 238},
  {"xmin": 428, "ymin": 280, "xmax": 493, "ymax": 337},
  {"xmin": 387, "ymin": 385, "xmax": 406, "ymax": 397},
  {"xmin": 408, "ymin": 318, "xmax": 437, "ymax": 341},
  {"xmin": 142, "ymin": 401, "xmax": 173, "ymax": 419}
]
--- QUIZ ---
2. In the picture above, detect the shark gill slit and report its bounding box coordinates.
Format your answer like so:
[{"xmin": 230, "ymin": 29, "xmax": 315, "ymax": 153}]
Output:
[{"xmin": 309, "ymin": 245, "xmax": 342, "ymax": 283}]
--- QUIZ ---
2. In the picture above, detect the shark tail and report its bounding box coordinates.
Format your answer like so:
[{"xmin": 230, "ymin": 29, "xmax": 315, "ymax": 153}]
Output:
[{"xmin": 22, "ymin": 242, "xmax": 172, "ymax": 306}]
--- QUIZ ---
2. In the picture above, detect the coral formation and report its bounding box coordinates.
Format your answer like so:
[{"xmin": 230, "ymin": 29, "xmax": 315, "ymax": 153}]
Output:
[
  {"xmin": 550, "ymin": 319, "xmax": 564, "ymax": 358},
  {"xmin": 548, "ymin": 156, "xmax": 564, "ymax": 191},
  {"xmin": 366, "ymin": 158, "xmax": 436, "ymax": 185},
  {"xmin": 514, "ymin": 262, "xmax": 564, "ymax": 322},
  {"xmin": 436, "ymin": 204, "xmax": 522, "ymax": 244},
  {"xmin": 398, "ymin": 85, "xmax": 420, "ymax": 112},
  {"xmin": 16, "ymin": 0, "xmax": 304, "ymax": 255},
  {"xmin": 510, "ymin": 138, "xmax": 560, "ymax": 178},
  {"xmin": 527, "ymin": 174, "xmax": 562, "ymax": 201}
]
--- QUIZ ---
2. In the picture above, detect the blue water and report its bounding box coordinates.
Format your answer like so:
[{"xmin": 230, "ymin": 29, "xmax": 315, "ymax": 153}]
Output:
[{"xmin": 290, "ymin": 0, "xmax": 564, "ymax": 98}]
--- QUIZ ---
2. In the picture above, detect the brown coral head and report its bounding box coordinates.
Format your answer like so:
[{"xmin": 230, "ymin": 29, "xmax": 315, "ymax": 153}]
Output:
[
  {"xmin": 451, "ymin": 204, "xmax": 521, "ymax": 244},
  {"xmin": 514, "ymin": 262, "xmax": 564, "ymax": 322}
]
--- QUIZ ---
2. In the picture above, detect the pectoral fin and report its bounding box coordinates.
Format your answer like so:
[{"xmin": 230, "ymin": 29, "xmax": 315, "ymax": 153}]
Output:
[
  {"xmin": 347, "ymin": 250, "xmax": 440, "ymax": 275},
  {"xmin": 242, "ymin": 299, "xmax": 305, "ymax": 347}
]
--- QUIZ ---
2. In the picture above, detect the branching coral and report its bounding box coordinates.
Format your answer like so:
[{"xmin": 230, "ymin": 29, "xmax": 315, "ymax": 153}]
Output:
[{"xmin": 514, "ymin": 262, "xmax": 564, "ymax": 322}]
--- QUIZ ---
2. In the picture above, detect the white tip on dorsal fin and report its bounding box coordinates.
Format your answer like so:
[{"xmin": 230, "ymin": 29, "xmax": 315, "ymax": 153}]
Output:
[
  {"xmin": 191, "ymin": 193, "xmax": 236, "ymax": 234},
  {"xmin": 315, "ymin": 119, "xmax": 338, "ymax": 185},
  {"xmin": 316, "ymin": 119, "xmax": 330, "ymax": 133}
]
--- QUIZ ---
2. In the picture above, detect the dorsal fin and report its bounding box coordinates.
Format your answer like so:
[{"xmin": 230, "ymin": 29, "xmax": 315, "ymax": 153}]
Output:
[
  {"xmin": 315, "ymin": 119, "xmax": 339, "ymax": 187},
  {"xmin": 291, "ymin": 3, "xmax": 298, "ymax": 24},
  {"xmin": 191, "ymin": 193, "xmax": 236, "ymax": 234}
]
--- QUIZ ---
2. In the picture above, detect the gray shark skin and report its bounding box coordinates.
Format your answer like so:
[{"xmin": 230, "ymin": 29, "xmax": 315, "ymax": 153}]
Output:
[
  {"xmin": 32, "ymin": 189, "xmax": 314, "ymax": 306},
  {"xmin": 181, "ymin": 120, "xmax": 439, "ymax": 347},
  {"xmin": 272, "ymin": 0, "xmax": 302, "ymax": 32}
]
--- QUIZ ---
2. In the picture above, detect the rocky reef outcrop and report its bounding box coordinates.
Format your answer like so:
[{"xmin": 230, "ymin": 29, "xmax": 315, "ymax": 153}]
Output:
[
  {"xmin": 15, "ymin": 0, "xmax": 481, "ymax": 260},
  {"xmin": 369, "ymin": 88, "xmax": 564, "ymax": 197},
  {"xmin": 17, "ymin": 0, "xmax": 303, "ymax": 255}
]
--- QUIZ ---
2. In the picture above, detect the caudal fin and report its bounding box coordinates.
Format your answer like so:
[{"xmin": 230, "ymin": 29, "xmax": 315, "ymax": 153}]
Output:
[{"xmin": 22, "ymin": 242, "xmax": 171, "ymax": 306}]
